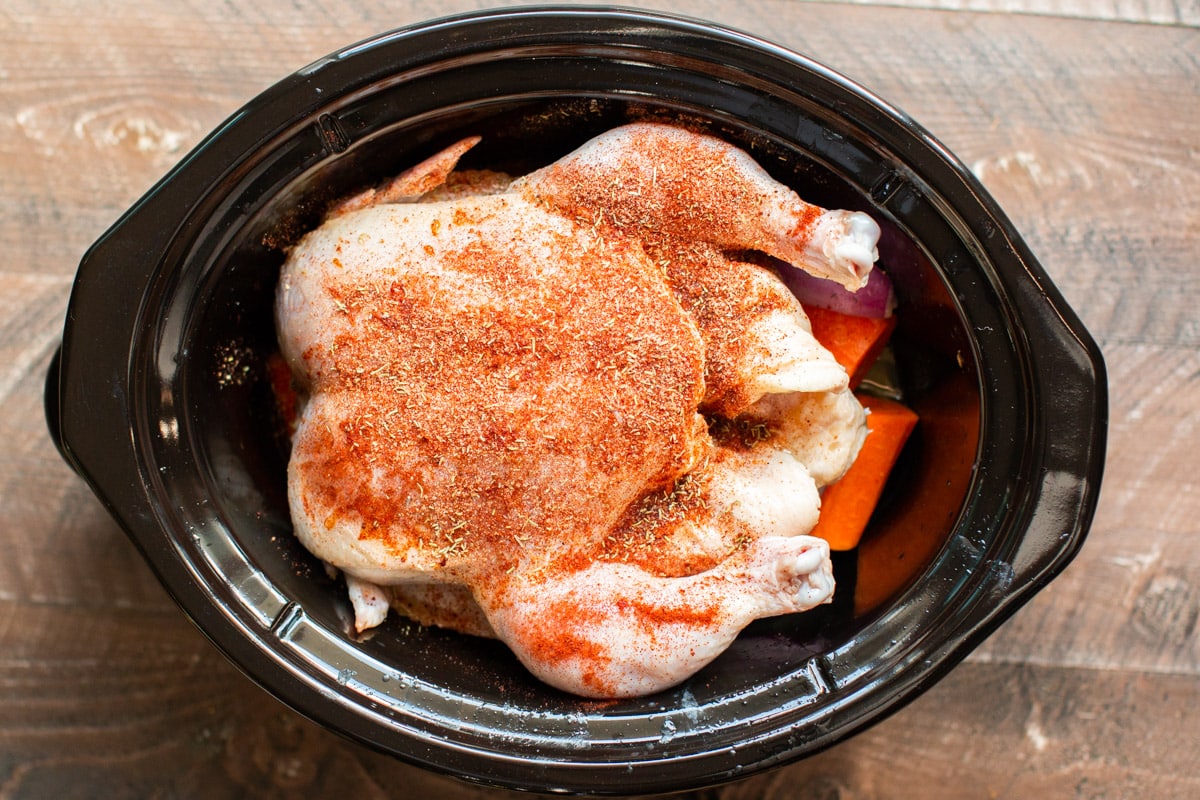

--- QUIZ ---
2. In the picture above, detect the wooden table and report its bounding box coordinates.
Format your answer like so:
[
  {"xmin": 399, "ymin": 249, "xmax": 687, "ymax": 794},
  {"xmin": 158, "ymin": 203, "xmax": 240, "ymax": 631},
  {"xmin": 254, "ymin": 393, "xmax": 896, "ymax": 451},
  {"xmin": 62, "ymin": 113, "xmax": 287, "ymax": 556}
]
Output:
[{"xmin": 3, "ymin": 1, "xmax": 1197, "ymax": 796}]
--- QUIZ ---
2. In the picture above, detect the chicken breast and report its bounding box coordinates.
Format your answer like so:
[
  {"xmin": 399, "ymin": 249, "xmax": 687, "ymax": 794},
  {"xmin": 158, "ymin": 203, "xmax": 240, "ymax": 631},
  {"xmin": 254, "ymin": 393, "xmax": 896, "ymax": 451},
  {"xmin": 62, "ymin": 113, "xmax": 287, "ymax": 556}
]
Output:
[{"xmin": 276, "ymin": 122, "xmax": 878, "ymax": 697}]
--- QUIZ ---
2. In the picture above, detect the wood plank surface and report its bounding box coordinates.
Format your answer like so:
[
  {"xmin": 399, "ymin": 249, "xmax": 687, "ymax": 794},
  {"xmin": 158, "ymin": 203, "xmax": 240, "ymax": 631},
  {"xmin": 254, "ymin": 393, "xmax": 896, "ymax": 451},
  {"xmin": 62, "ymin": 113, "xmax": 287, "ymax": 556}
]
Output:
[
  {"xmin": 2, "ymin": 1, "xmax": 1198, "ymax": 797},
  {"xmin": 816, "ymin": 0, "xmax": 1200, "ymax": 26}
]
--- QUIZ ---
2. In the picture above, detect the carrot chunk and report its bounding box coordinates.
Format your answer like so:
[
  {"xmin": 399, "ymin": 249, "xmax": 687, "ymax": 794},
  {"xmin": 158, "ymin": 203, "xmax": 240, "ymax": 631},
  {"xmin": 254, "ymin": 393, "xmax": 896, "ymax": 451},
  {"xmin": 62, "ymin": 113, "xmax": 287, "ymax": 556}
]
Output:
[
  {"xmin": 267, "ymin": 352, "xmax": 301, "ymax": 438},
  {"xmin": 804, "ymin": 305, "xmax": 897, "ymax": 388},
  {"xmin": 809, "ymin": 394, "xmax": 918, "ymax": 551}
]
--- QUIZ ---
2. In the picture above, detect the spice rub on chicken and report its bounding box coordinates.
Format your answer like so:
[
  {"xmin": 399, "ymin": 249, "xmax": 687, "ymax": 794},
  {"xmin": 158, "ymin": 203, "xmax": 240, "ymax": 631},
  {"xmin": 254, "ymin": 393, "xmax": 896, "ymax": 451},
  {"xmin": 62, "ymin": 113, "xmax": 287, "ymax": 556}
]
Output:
[{"xmin": 276, "ymin": 122, "xmax": 880, "ymax": 698}]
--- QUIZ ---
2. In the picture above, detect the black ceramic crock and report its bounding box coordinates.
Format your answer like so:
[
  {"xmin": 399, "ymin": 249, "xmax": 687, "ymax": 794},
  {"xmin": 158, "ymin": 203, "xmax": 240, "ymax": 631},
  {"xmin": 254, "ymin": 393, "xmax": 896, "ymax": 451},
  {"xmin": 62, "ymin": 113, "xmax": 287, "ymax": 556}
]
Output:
[{"xmin": 45, "ymin": 6, "xmax": 1106, "ymax": 794}]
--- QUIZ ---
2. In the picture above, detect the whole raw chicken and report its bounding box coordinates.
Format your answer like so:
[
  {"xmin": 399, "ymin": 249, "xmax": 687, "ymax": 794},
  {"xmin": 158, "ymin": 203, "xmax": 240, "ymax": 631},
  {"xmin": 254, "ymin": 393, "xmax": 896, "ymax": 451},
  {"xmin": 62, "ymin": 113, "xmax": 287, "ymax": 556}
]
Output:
[{"xmin": 275, "ymin": 122, "xmax": 879, "ymax": 698}]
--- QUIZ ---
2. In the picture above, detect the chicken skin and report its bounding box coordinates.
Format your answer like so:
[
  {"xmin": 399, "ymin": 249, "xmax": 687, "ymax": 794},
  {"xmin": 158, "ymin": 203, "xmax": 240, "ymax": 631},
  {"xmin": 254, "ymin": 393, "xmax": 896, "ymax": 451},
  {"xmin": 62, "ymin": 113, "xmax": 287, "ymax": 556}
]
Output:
[{"xmin": 276, "ymin": 122, "xmax": 878, "ymax": 697}]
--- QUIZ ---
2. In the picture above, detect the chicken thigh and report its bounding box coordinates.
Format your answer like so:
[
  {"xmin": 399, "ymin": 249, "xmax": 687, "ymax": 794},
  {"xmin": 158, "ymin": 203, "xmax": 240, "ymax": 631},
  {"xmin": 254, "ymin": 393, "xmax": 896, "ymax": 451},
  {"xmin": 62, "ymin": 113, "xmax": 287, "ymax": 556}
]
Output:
[{"xmin": 276, "ymin": 122, "xmax": 878, "ymax": 697}]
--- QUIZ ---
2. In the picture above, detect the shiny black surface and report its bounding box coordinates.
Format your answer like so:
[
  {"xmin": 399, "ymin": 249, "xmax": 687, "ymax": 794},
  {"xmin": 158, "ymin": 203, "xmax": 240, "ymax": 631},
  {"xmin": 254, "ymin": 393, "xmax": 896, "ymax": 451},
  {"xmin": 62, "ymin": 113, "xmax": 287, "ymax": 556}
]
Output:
[{"xmin": 46, "ymin": 7, "xmax": 1106, "ymax": 794}]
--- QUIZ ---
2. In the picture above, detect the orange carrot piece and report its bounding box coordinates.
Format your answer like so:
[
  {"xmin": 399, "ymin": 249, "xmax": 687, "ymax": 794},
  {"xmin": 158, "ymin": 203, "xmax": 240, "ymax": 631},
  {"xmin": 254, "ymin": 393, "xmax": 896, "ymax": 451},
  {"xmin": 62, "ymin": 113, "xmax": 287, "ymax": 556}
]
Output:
[
  {"xmin": 804, "ymin": 306, "xmax": 897, "ymax": 388},
  {"xmin": 266, "ymin": 352, "xmax": 301, "ymax": 438},
  {"xmin": 810, "ymin": 394, "xmax": 918, "ymax": 551}
]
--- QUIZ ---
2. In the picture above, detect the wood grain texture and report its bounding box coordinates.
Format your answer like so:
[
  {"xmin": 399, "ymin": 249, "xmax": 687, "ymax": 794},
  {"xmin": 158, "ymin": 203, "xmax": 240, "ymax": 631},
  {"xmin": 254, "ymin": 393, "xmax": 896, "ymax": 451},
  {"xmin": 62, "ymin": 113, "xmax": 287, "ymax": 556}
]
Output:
[
  {"xmin": 2, "ymin": 0, "xmax": 1198, "ymax": 797},
  {"xmin": 814, "ymin": 0, "xmax": 1200, "ymax": 26}
]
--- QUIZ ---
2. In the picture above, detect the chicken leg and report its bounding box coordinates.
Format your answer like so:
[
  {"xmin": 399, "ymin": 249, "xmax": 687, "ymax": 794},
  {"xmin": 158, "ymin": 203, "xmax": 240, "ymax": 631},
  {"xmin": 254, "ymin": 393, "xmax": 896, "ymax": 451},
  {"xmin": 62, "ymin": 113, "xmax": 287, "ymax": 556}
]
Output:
[
  {"xmin": 480, "ymin": 533, "xmax": 834, "ymax": 698},
  {"xmin": 511, "ymin": 121, "xmax": 880, "ymax": 290}
]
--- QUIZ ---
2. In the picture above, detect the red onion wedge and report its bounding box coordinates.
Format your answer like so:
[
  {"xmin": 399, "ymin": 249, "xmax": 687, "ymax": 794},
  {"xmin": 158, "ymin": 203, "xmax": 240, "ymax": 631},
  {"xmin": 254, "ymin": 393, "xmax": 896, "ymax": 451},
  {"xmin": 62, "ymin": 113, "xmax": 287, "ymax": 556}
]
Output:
[{"xmin": 780, "ymin": 262, "xmax": 896, "ymax": 319}]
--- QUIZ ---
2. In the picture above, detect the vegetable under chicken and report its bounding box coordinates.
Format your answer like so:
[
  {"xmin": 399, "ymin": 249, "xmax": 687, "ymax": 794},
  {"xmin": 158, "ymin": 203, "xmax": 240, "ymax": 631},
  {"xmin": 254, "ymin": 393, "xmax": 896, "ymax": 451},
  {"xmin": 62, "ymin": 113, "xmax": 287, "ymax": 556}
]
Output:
[{"xmin": 275, "ymin": 122, "xmax": 880, "ymax": 698}]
